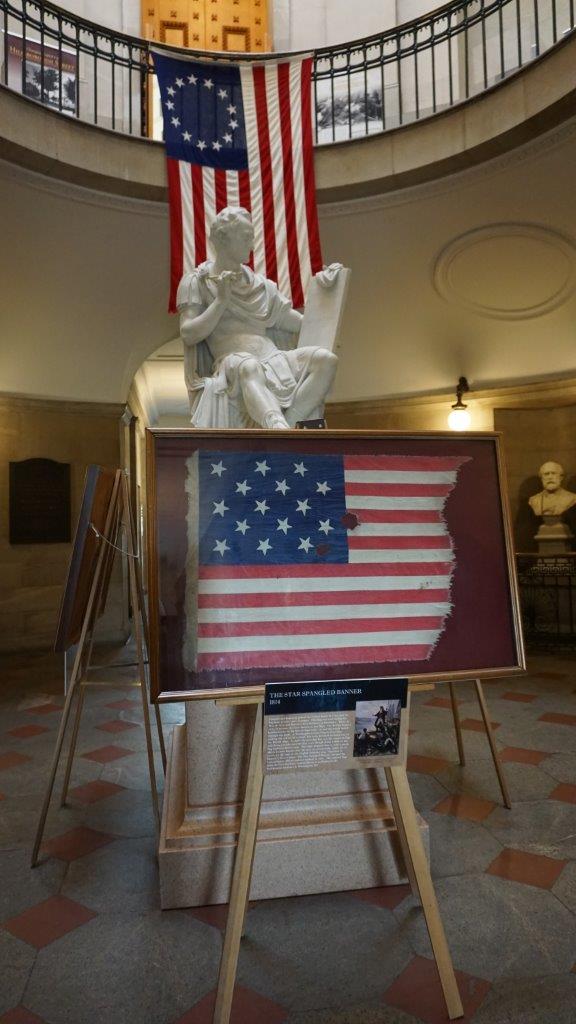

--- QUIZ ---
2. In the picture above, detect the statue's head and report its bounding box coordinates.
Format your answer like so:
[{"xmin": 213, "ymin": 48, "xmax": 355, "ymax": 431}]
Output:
[
  {"xmin": 539, "ymin": 461, "xmax": 564, "ymax": 492},
  {"xmin": 209, "ymin": 206, "xmax": 254, "ymax": 264}
]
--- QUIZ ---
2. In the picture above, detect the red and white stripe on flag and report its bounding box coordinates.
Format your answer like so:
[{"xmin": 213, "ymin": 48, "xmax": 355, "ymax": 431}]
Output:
[
  {"xmin": 166, "ymin": 56, "xmax": 322, "ymax": 312},
  {"xmin": 193, "ymin": 455, "xmax": 468, "ymax": 674}
]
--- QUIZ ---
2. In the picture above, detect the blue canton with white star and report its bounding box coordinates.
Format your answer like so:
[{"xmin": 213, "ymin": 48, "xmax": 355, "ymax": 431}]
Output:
[
  {"xmin": 199, "ymin": 452, "xmax": 350, "ymax": 565},
  {"xmin": 153, "ymin": 52, "xmax": 247, "ymax": 169}
]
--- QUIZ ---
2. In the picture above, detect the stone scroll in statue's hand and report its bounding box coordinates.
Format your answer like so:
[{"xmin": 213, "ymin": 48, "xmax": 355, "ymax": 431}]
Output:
[{"xmin": 297, "ymin": 264, "xmax": 351, "ymax": 354}]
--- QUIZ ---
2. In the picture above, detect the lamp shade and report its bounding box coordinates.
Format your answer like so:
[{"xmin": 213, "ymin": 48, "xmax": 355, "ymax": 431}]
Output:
[{"xmin": 448, "ymin": 407, "xmax": 471, "ymax": 431}]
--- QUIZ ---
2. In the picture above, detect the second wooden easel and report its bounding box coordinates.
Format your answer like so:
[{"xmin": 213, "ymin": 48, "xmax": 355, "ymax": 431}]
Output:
[{"xmin": 31, "ymin": 472, "xmax": 165, "ymax": 867}]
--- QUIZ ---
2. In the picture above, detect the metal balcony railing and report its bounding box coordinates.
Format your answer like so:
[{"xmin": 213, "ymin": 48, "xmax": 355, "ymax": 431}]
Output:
[{"xmin": 1, "ymin": 0, "xmax": 574, "ymax": 144}]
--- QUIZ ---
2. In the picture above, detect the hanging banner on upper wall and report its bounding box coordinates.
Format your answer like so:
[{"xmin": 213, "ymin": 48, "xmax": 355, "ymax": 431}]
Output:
[
  {"xmin": 151, "ymin": 47, "xmax": 323, "ymax": 311},
  {"xmin": 146, "ymin": 429, "xmax": 525, "ymax": 702},
  {"xmin": 6, "ymin": 33, "xmax": 77, "ymax": 115}
]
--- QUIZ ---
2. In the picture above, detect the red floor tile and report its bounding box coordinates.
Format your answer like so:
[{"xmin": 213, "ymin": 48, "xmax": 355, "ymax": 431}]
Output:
[
  {"xmin": 384, "ymin": 955, "xmax": 491, "ymax": 1024},
  {"xmin": 433, "ymin": 794, "xmax": 496, "ymax": 823},
  {"xmin": 3, "ymin": 895, "xmax": 97, "ymax": 949},
  {"xmin": 105, "ymin": 699, "xmax": 141, "ymax": 710},
  {"xmin": 68, "ymin": 780, "xmax": 126, "ymax": 804},
  {"xmin": 96, "ymin": 720, "xmax": 140, "ymax": 734},
  {"xmin": 424, "ymin": 697, "xmax": 460, "ymax": 709},
  {"xmin": 7, "ymin": 724, "xmax": 49, "ymax": 739},
  {"xmin": 24, "ymin": 703, "xmax": 62, "ymax": 716},
  {"xmin": 175, "ymin": 985, "xmax": 287, "ymax": 1023},
  {"xmin": 42, "ymin": 826, "xmax": 115, "ymax": 862},
  {"xmin": 186, "ymin": 904, "xmax": 230, "ymax": 931},
  {"xmin": 498, "ymin": 746, "xmax": 549, "ymax": 766},
  {"xmin": 407, "ymin": 754, "xmax": 450, "ymax": 774},
  {"xmin": 349, "ymin": 883, "xmax": 411, "ymax": 911},
  {"xmin": 0, "ymin": 792, "xmax": 4, "ymax": 801},
  {"xmin": 0, "ymin": 752, "xmax": 32, "ymax": 772},
  {"xmin": 0, "ymin": 1008, "xmax": 47, "ymax": 1023},
  {"xmin": 460, "ymin": 718, "xmax": 500, "ymax": 732},
  {"xmin": 539, "ymin": 712, "xmax": 576, "ymax": 727},
  {"xmin": 80, "ymin": 745, "xmax": 133, "ymax": 764},
  {"xmin": 486, "ymin": 848, "xmax": 567, "ymax": 889},
  {"xmin": 500, "ymin": 692, "xmax": 537, "ymax": 703},
  {"xmin": 549, "ymin": 783, "xmax": 576, "ymax": 805}
]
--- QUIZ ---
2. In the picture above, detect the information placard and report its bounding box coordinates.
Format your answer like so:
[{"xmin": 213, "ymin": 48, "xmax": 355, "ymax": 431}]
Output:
[{"xmin": 263, "ymin": 678, "xmax": 409, "ymax": 774}]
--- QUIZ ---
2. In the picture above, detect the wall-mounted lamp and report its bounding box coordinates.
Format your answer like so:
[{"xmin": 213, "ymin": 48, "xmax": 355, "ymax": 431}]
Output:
[{"xmin": 447, "ymin": 376, "xmax": 471, "ymax": 431}]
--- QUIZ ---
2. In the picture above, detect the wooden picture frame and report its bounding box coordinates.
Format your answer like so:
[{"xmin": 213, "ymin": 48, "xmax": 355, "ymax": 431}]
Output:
[
  {"xmin": 54, "ymin": 465, "xmax": 120, "ymax": 652},
  {"xmin": 146, "ymin": 429, "xmax": 525, "ymax": 702}
]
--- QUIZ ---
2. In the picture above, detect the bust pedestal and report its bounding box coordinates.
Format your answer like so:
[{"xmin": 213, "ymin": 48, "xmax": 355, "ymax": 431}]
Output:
[
  {"xmin": 534, "ymin": 515, "xmax": 574, "ymax": 555},
  {"xmin": 158, "ymin": 701, "xmax": 428, "ymax": 909}
]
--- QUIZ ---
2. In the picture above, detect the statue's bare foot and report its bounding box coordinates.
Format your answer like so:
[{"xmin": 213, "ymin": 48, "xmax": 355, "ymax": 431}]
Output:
[{"xmin": 263, "ymin": 411, "xmax": 290, "ymax": 429}]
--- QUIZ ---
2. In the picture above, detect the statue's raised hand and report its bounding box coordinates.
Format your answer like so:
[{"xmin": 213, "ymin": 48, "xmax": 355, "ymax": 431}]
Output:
[{"xmin": 213, "ymin": 272, "xmax": 234, "ymax": 306}]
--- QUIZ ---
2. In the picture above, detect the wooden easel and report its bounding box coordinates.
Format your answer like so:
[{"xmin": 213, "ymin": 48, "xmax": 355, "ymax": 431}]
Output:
[
  {"xmin": 444, "ymin": 678, "xmax": 511, "ymax": 809},
  {"xmin": 212, "ymin": 694, "xmax": 464, "ymax": 1024},
  {"xmin": 31, "ymin": 472, "xmax": 165, "ymax": 868}
]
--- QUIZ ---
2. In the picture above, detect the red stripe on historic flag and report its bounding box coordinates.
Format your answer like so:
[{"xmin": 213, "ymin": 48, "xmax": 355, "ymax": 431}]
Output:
[
  {"xmin": 346, "ymin": 483, "xmax": 453, "ymax": 497},
  {"xmin": 214, "ymin": 169, "xmax": 228, "ymax": 212},
  {"xmin": 237, "ymin": 169, "xmax": 254, "ymax": 269},
  {"xmin": 166, "ymin": 158, "xmax": 184, "ymax": 313},
  {"xmin": 199, "ymin": 562, "xmax": 453, "ymax": 580},
  {"xmin": 253, "ymin": 65, "xmax": 278, "ymax": 283},
  {"xmin": 191, "ymin": 165, "xmax": 206, "ymax": 265},
  {"xmin": 348, "ymin": 536, "xmax": 452, "ymax": 550},
  {"xmin": 198, "ymin": 644, "xmax": 431, "ymax": 670},
  {"xmin": 300, "ymin": 57, "xmax": 322, "ymax": 274},
  {"xmin": 356, "ymin": 510, "xmax": 444, "ymax": 523},
  {"xmin": 198, "ymin": 588, "xmax": 451, "ymax": 609},
  {"xmin": 344, "ymin": 455, "xmax": 468, "ymax": 472},
  {"xmin": 278, "ymin": 62, "xmax": 304, "ymax": 308},
  {"xmin": 199, "ymin": 616, "xmax": 443, "ymax": 638}
]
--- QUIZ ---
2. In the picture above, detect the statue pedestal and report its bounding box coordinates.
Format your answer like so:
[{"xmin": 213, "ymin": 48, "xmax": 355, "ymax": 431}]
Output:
[
  {"xmin": 158, "ymin": 702, "xmax": 428, "ymax": 909},
  {"xmin": 535, "ymin": 516, "xmax": 573, "ymax": 555}
]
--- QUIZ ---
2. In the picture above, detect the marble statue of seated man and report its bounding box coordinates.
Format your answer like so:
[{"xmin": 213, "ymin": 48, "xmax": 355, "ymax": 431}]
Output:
[{"xmin": 177, "ymin": 206, "xmax": 338, "ymax": 429}]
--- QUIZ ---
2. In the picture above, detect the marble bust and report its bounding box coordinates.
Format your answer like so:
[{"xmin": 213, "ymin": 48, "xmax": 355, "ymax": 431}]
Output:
[
  {"xmin": 528, "ymin": 461, "xmax": 576, "ymax": 517},
  {"xmin": 177, "ymin": 206, "xmax": 338, "ymax": 429}
]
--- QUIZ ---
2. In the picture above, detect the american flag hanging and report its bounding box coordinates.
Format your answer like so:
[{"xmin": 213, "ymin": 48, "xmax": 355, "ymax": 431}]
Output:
[
  {"xmin": 183, "ymin": 451, "xmax": 470, "ymax": 676},
  {"xmin": 152, "ymin": 49, "xmax": 323, "ymax": 312}
]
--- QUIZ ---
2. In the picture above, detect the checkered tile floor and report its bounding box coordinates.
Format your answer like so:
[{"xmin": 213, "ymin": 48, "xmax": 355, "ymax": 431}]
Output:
[{"xmin": 1, "ymin": 648, "xmax": 575, "ymax": 1023}]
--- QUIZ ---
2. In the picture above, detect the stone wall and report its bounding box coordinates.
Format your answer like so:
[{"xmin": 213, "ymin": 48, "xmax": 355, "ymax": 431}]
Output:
[{"xmin": 0, "ymin": 395, "xmax": 128, "ymax": 652}]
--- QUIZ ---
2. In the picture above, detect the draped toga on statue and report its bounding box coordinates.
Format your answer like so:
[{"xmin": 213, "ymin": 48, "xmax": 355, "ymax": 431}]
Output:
[{"xmin": 176, "ymin": 261, "xmax": 317, "ymax": 428}]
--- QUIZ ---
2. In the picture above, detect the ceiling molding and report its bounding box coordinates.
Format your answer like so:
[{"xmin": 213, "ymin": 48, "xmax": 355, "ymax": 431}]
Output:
[
  {"xmin": 319, "ymin": 116, "xmax": 576, "ymax": 219},
  {"xmin": 0, "ymin": 158, "xmax": 168, "ymax": 219},
  {"xmin": 0, "ymin": 392, "xmax": 126, "ymax": 417}
]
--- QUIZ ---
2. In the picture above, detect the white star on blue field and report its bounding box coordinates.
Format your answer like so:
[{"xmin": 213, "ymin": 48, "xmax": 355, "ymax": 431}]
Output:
[
  {"xmin": 198, "ymin": 452, "xmax": 350, "ymax": 565},
  {"xmin": 153, "ymin": 52, "xmax": 247, "ymax": 169}
]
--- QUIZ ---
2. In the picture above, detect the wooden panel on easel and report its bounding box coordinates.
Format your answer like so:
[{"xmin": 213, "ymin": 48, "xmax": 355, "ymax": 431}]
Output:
[{"xmin": 54, "ymin": 465, "xmax": 120, "ymax": 652}]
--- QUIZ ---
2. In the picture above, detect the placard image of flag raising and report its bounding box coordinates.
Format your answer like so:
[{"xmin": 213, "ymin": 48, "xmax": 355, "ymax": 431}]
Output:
[
  {"xmin": 152, "ymin": 48, "xmax": 323, "ymax": 311},
  {"xmin": 183, "ymin": 450, "xmax": 470, "ymax": 677}
]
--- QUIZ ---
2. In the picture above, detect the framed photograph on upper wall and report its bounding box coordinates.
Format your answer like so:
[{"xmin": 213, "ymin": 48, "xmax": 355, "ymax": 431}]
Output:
[{"xmin": 146, "ymin": 429, "xmax": 525, "ymax": 702}]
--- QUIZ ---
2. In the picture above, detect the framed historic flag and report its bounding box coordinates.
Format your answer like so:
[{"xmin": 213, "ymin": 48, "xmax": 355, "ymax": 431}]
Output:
[{"xmin": 146, "ymin": 429, "xmax": 524, "ymax": 701}]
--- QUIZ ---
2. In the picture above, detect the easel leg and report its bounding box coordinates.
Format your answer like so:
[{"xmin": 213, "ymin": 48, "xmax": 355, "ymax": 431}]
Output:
[
  {"xmin": 213, "ymin": 702, "xmax": 265, "ymax": 1024},
  {"xmin": 129, "ymin": 557, "xmax": 160, "ymax": 830},
  {"xmin": 154, "ymin": 701, "xmax": 167, "ymax": 773},
  {"xmin": 473, "ymin": 679, "xmax": 511, "ymax": 809},
  {"xmin": 448, "ymin": 682, "xmax": 466, "ymax": 767},
  {"xmin": 59, "ymin": 682, "xmax": 87, "ymax": 806},
  {"xmin": 385, "ymin": 766, "xmax": 464, "ymax": 1020},
  {"xmin": 31, "ymin": 675, "xmax": 82, "ymax": 867},
  {"xmin": 384, "ymin": 769, "xmax": 419, "ymax": 901}
]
